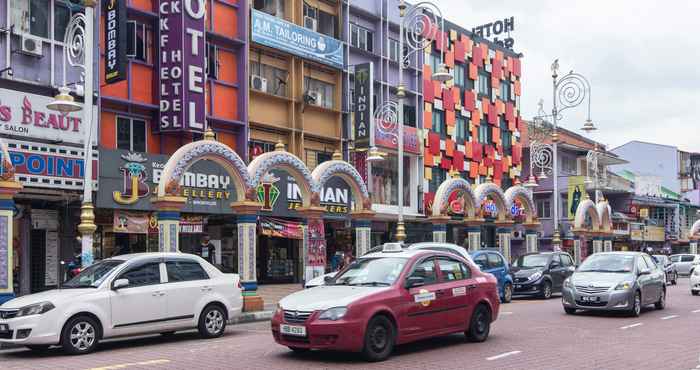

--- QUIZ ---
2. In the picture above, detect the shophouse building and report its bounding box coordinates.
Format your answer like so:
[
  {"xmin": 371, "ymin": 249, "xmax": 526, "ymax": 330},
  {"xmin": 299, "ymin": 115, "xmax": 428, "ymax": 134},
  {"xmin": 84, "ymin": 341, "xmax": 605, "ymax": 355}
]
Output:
[{"xmin": 0, "ymin": 0, "xmax": 99, "ymax": 300}]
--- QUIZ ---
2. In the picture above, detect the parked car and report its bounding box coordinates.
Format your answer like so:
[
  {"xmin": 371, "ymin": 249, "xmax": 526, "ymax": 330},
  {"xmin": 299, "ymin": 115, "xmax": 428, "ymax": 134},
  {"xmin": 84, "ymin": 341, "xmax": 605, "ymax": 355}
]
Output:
[
  {"xmin": 669, "ymin": 254, "xmax": 700, "ymax": 276},
  {"xmin": 272, "ymin": 243, "xmax": 500, "ymax": 362},
  {"xmin": 512, "ymin": 252, "xmax": 575, "ymax": 299},
  {"xmin": 562, "ymin": 252, "xmax": 666, "ymax": 317},
  {"xmin": 691, "ymin": 267, "xmax": 700, "ymax": 296},
  {"xmin": 0, "ymin": 253, "xmax": 242, "ymax": 354},
  {"xmin": 470, "ymin": 250, "xmax": 514, "ymax": 303},
  {"xmin": 652, "ymin": 254, "xmax": 678, "ymax": 285},
  {"xmin": 304, "ymin": 242, "xmax": 474, "ymax": 288}
]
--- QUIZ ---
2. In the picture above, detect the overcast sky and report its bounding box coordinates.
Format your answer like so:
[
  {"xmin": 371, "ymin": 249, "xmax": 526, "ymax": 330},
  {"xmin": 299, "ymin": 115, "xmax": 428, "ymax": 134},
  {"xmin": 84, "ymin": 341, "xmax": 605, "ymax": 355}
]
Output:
[{"xmin": 440, "ymin": 0, "xmax": 700, "ymax": 153}]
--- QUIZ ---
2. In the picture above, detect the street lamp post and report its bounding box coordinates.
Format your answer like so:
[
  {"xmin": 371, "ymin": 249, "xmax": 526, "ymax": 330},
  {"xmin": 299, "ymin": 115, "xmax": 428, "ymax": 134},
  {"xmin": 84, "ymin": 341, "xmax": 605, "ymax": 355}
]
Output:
[
  {"xmin": 47, "ymin": 1, "xmax": 97, "ymax": 267},
  {"xmin": 527, "ymin": 60, "xmax": 593, "ymax": 250},
  {"xmin": 371, "ymin": 0, "xmax": 451, "ymax": 242}
]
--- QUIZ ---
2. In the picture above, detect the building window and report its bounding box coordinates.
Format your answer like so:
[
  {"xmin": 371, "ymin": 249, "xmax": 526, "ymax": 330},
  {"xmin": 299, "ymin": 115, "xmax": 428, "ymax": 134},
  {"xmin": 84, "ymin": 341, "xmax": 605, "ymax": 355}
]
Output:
[
  {"xmin": 249, "ymin": 140, "xmax": 276, "ymax": 160},
  {"xmin": 371, "ymin": 154, "xmax": 410, "ymax": 206},
  {"xmin": 454, "ymin": 64, "xmax": 465, "ymax": 88},
  {"xmin": 478, "ymin": 72, "xmax": 490, "ymax": 97},
  {"xmin": 500, "ymin": 81, "xmax": 511, "ymax": 101},
  {"xmin": 432, "ymin": 110, "xmax": 445, "ymax": 135},
  {"xmin": 253, "ymin": 0, "xmax": 284, "ymax": 18},
  {"xmin": 430, "ymin": 168, "xmax": 446, "ymax": 194},
  {"xmin": 404, "ymin": 105, "xmax": 416, "ymax": 127},
  {"xmin": 502, "ymin": 129, "xmax": 512, "ymax": 154},
  {"xmin": 388, "ymin": 38, "xmax": 399, "ymax": 62},
  {"xmin": 350, "ymin": 23, "xmax": 373, "ymax": 53},
  {"xmin": 428, "ymin": 53, "xmax": 441, "ymax": 72},
  {"xmin": 306, "ymin": 150, "xmax": 333, "ymax": 170},
  {"xmin": 10, "ymin": 0, "xmax": 79, "ymax": 41},
  {"xmin": 117, "ymin": 117, "xmax": 146, "ymax": 152},
  {"xmin": 561, "ymin": 156, "xmax": 577, "ymax": 175},
  {"xmin": 456, "ymin": 117, "xmax": 467, "ymax": 141},
  {"xmin": 478, "ymin": 124, "xmax": 489, "ymax": 144},
  {"xmin": 250, "ymin": 60, "xmax": 289, "ymax": 97},
  {"xmin": 206, "ymin": 43, "xmax": 219, "ymax": 80},
  {"xmin": 127, "ymin": 21, "xmax": 152, "ymax": 63},
  {"xmin": 536, "ymin": 199, "xmax": 551, "ymax": 219},
  {"xmin": 303, "ymin": 2, "xmax": 336, "ymax": 38},
  {"xmin": 304, "ymin": 77, "xmax": 335, "ymax": 109}
]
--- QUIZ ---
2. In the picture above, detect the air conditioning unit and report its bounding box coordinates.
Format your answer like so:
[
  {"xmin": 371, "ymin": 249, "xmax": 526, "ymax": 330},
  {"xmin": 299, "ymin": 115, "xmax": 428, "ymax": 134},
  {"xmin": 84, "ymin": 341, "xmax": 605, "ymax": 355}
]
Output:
[
  {"xmin": 20, "ymin": 34, "xmax": 43, "ymax": 57},
  {"xmin": 309, "ymin": 91, "xmax": 323, "ymax": 106},
  {"xmin": 251, "ymin": 75, "xmax": 267, "ymax": 92},
  {"xmin": 304, "ymin": 16, "xmax": 317, "ymax": 32}
]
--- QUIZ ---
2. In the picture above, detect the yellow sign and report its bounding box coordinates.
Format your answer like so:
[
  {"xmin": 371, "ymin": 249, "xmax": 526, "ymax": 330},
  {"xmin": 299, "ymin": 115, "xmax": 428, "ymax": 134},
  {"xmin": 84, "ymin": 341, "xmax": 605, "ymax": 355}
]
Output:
[
  {"xmin": 567, "ymin": 176, "xmax": 586, "ymax": 219},
  {"xmin": 644, "ymin": 226, "xmax": 665, "ymax": 242},
  {"xmin": 639, "ymin": 208, "xmax": 649, "ymax": 219}
]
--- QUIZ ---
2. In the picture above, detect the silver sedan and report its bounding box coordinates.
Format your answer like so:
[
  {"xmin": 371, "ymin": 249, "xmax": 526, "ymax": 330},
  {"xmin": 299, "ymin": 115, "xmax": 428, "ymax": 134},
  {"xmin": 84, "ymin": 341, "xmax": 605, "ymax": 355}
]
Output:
[{"xmin": 561, "ymin": 252, "xmax": 666, "ymax": 317}]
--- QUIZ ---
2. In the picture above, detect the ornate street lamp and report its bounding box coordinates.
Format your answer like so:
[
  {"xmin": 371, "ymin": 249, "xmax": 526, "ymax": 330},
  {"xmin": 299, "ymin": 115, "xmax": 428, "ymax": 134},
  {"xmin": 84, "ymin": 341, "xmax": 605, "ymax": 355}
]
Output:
[{"xmin": 47, "ymin": 2, "xmax": 97, "ymax": 267}]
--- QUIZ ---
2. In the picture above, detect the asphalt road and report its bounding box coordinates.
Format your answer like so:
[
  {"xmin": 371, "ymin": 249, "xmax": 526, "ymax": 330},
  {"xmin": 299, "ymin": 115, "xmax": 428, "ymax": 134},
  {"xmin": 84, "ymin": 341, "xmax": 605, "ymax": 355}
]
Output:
[{"xmin": 2, "ymin": 279, "xmax": 700, "ymax": 370}]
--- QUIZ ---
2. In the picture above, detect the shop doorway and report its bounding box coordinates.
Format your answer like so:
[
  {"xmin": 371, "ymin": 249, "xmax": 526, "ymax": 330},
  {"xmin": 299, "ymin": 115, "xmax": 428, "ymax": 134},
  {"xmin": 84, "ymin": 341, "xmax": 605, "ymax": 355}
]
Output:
[
  {"xmin": 257, "ymin": 235, "xmax": 301, "ymax": 284},
  {"xmin": 29, "ymin": 229, "xmax": 46, "ymax": 293},
  {"xmin": 481, "ymin": 224, "xmax": 496, "ymax": 249}
]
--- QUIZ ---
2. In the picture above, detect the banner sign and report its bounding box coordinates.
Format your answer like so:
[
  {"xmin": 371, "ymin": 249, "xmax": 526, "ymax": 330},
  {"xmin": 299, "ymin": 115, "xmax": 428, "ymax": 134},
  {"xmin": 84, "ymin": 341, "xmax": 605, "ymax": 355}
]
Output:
[
  {"xmin": 0, "ymin": 89, "xmax": 97, "ymax": 145},
  {"xmin": 259, "ymin": 217, "xmax": 304, "ymax": 239},
  {"xmin": 113, "ymin": 210, "xmax": 150, "ymax": 234},
  {"xmin": 104, "ymin": 0, "xmax": 127, "ymax": 84},
  {"xmin": 305, "ymin": 219, "xmax": 326, "ymax": 283},
  {"xmin": 353, "ymin": 63, "xmax": 373, "ymax": 147},
  {"xmin": 97, "ymin": 149, "xmax": 237, "ymax": 214},
  {"xmin": 374, "ymin": 122, "xmax": 420, "ymax": 154},
  {"xmin": 256, "ymin": 169, "xmax": 352, "ymax": 219},
  {"xmin": 567, "ymin": 176, "xmax": 586, "ymax": 219},
  {"xmin": 158, "ymin": 0, "xmax": 206, "ymax": 132},
  {"xmin": 251, "ymin": 9, "xmax": 344, "ymax": 69}
]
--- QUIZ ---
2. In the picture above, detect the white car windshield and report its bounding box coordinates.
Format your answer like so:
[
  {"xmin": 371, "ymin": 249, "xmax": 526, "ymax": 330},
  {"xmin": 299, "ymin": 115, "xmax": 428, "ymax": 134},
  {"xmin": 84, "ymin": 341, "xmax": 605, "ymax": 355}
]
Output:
[
  {"xmin": 578, "ymin": 254, "xmax": 634, "ymax": 273},
  {"xmin": 333, "ymin": 257, "xmax": 407, "ymax": 287},
  {"xmin": 63, "ymin": 260, "xmax": 125, "ymax": 288}
]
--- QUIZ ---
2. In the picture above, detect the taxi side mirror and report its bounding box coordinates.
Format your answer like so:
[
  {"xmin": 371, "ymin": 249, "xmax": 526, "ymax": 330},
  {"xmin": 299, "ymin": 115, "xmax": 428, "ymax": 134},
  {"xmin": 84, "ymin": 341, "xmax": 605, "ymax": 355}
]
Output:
[{"xmin": 405, "ymin": 276, "xmax": 425, "ymax": 289}]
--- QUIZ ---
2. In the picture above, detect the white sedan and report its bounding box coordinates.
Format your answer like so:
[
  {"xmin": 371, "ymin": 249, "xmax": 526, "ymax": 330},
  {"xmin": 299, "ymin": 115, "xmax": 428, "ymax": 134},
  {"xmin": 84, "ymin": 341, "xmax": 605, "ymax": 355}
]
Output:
[
  {"xmin": 691, "ymin": 268, "xmax": 700, "ymax": 296},
  {"xmin": 0, "ymin": 253, "xmax": 242, "ymax": 354},
  {"xmin": 306, "ymin": 242, "xmax": 475, "ymax": 288}
]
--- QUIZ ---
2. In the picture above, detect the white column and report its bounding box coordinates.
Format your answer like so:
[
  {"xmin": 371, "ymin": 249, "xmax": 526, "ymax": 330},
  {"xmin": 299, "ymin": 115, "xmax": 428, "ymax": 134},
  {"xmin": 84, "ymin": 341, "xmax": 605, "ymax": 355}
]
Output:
[
  {"xmin": 433, "ymin": 223, "xmax": 447, "ymax": 243},
  {"xmin": 573, "ymin": 238, "xmax": 582, "ymax": 265},
  {"xmin": 0, "ymin": 200, "xmax": 15, "ymax": 304},
  {"xmin": 467, "ymin": 226, "xmax": 481, "ymax": 252},
  {"xmin": 498, "ymin": 228, "xmax": 512, "ymax": 263},
  {"xmin": 690, "ymin": 241, "xmax": 698, "ymax": 255},
  {"xmin": 354, "ymin": 220, "xmax": 372, "ymax": 257},
  {"xmin": 525, "ymin": 229, "xmax": 539, "ymax": 253},
  {"xmin": 592, "ymin": 238, "xmax": 603, "ymax": 254},
  {"xmin": 157, "ymin": 211, "xmax": 180, "ymax": 252},
  {"xmin": 603, "ymin": 238, "xmax": 613, "ymax": 252}
]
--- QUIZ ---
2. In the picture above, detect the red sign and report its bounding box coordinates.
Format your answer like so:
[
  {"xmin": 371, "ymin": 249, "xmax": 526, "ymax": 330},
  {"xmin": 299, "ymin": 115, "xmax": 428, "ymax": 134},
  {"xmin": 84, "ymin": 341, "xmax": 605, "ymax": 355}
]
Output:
[{"xmin": 374, "ymin": 120, "xmax": 420, "ymax": 154}]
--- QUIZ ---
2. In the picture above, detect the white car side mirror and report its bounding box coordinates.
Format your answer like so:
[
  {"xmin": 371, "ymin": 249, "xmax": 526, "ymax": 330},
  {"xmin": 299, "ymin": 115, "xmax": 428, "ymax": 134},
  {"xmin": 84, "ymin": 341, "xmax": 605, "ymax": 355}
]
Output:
[{"xmin": 113, "ymin": 278, "xmax": 130, "ymax": 290}]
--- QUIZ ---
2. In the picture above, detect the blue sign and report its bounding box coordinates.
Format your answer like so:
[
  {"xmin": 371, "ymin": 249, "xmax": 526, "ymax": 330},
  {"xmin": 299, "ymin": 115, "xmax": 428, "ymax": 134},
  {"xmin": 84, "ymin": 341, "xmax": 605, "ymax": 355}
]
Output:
[{"xmin": 251, "ymin": 9, "xmax": 344, "ymax": 69}]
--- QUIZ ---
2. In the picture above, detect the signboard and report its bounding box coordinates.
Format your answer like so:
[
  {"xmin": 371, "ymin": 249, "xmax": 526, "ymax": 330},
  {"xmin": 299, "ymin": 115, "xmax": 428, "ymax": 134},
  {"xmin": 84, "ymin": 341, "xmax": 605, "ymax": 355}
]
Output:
[
  {"xmin": 251, "ymin": 9, "xmax": 344, "ymax": 69},
  {"xmin": 644, "ymin": 226, "xmax": 665, "ymax": 242},
  {"xmin": 97, "ymin": 149, "xmax": 237, "ymax": 214},
  {"xmin": 690, "ymin": 153, "xmax": 700, "ymax": 190},
  {"xmin": 305, "ymin": 219, "xmax": 326, "ymax": 283},
  {"xmin": 353, "ymin": 63, "xmax": 373, "ymax": 147},
  {"xmin": 103, "ymin": 0, "xmax": 127, "ymax": 84},
  {"xmin": 44, "ymin": 231, "xmax": 58, "ymax": 286},
  {"xmin": 471, "ymin": 16, "xmax": 515, "ymax": 49},
  {"xmin": 374, "ymin": 122, "xmax": 420, "ymax": 154},
  {"xmin": 634, "ymin": 175, "xmax": 663, "ymax": 198},
  {"xmin": 158, "ymin": 0, "xmax": 206, "ymax": 132},
  {"xmin": 567, "ymin": 176, "xmax": 586, "ymax": 219},
  {"xmin": 257, "ymin": 169, "xmax": 352, "ymax": 219},
  {"xmin": 259, "ymin": 217, "xmax": 304, "ymax": 239},
  {"xmin": 113, "ymin": 210, "xmax": 150, "ymax": 233},
  {"xmin": 0, "ymin": 89, "xmax": 97, "ymax": 145},
  {"xmin": 630, "ymin": 223, "xmax": 644, "ymax": 241}
]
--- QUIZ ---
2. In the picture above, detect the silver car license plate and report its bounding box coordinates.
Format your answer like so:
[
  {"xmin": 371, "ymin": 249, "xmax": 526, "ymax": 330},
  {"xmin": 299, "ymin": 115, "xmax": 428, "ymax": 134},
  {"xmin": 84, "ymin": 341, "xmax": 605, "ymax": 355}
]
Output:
[{"xmin": 581, "ymin": 296, "xmax": 599, "ymax": 302}]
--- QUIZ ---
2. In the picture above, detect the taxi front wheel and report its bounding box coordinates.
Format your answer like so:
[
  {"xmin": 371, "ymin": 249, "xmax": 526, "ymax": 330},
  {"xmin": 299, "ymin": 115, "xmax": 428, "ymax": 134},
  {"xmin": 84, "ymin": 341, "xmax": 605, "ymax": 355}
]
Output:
[{"xmin": 362, "ymin": 315, "xmax": 395, "ymax": 362}]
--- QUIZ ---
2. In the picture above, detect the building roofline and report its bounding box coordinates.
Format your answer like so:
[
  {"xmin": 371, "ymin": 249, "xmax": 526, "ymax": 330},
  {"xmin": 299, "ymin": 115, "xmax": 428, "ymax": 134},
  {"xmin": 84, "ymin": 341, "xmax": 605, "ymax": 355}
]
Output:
[{"xmin": 609, "ymin": 140, "xmax": 678, "ymax": 152}]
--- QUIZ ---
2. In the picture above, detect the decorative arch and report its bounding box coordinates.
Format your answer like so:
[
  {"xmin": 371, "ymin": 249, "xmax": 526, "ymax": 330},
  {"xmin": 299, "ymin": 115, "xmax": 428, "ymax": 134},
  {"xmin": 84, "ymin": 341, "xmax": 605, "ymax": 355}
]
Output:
[
  {"xmin": 691, "ymin": 219, "xmax": 700, "ymax": 237},
  {"xmin": 312, "ymin": 160, "xmax": 370, "ymax": 211},
  {"xmin": 432, "ymin": 178, "xmax": 478, "ymax": 219},
  {"xmin": 474, "ymin": 182, "xmax": 508, "ymax": 221},
  {"xmin": 157, "ymin": 139, "xmax": 252, "ymax": 202},
  {"xmin": 504, "ymin": 185, "xmax": 536, "ymax": 223},
  {"xmin": 573, "ymin": 198, "xmax": 601, "ymax": 231},
  {"xmin": 248, "ymin": 148, "xmax": 316, "ymax": 208},
  {"xmin": 596, "ymin": 201, "xmax": 613, "ymax": 233}
]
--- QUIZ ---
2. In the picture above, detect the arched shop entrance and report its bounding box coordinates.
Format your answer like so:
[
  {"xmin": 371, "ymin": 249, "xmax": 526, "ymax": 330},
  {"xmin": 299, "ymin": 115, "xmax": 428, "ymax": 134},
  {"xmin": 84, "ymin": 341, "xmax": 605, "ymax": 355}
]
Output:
[
  {"xmin": 689, "ymin": 220, "xmax": 700, "ymax": 254},
  {"xmin": 504, "ymin": 185, "xmax": 538, "ymax": 258},
  {"xmin": 571, "ymin": 194, "xmax": 614, "ymax": 264},
  {"xmin": 473, "ymin": 182, "xmax": 512, "ymax": 258},
  {"xmin": 430, "ymin": 175, "xmax": 478, "ymax": 245},
  {"xmin": 0, "ymin": 139, "xmax": 23, "ymax": 304}
]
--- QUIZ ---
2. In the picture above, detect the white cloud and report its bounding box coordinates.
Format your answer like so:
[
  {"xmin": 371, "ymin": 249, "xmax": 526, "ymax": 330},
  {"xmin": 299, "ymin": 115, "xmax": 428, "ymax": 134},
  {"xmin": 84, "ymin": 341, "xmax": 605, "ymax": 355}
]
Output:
[{"xmin": 439, "ymin": 0, "xmax": 700, "ymax": 152}]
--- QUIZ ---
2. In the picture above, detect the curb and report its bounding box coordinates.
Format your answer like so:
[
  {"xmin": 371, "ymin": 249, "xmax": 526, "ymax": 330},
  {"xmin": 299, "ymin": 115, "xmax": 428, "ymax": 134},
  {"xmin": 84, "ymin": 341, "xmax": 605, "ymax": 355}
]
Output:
[{"xmin": 229, "ymin": 310, "xmax": 274, "ymax": 325}]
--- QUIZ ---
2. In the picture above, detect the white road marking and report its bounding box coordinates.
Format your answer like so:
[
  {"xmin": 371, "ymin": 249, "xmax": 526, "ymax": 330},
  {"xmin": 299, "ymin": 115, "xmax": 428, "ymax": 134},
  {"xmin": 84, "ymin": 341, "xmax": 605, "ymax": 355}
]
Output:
[
  {"xmin": 486, "ymin": 350, "xmax": 522, "ymax": 361},
  {"xmin": 620, "ymin": 323, "xmax": 643, "ymax": 330},
  {"xmin": 500, "ymin": 311, "xmax": 513, "ymax": 315},
  {"xmin": 88, "ymin": 359, "xmax": 171, "ymax": 370},
  {"xmin": 692, "ymin": 309, "xmax": 700, "ymax": 313},
  {"xmin": 660, "ymin": 315, "xmax": 679, "ymax": 320}
]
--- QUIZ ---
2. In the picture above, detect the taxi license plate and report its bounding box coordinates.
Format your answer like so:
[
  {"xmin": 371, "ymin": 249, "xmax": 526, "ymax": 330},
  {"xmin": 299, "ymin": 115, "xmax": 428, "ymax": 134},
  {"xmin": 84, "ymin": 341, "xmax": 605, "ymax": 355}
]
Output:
[
  {"xmin": 280, "ymin": 324, "xmax": 306, "ymax": 337},
  {"xmin": 0, "ymin": 324, "xmax": 8, "ymax": 333},
  {"xmin": 581, "ymin": 296, "xmax": 600, "ymax": 302}
]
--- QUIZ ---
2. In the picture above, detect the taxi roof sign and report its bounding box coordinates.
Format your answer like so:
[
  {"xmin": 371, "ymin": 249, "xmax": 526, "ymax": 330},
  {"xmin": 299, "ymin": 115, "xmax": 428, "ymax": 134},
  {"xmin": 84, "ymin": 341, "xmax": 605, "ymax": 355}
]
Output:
[{"xmin": 382, "ymin": 243, "xmax": 404, "ymax": 253}]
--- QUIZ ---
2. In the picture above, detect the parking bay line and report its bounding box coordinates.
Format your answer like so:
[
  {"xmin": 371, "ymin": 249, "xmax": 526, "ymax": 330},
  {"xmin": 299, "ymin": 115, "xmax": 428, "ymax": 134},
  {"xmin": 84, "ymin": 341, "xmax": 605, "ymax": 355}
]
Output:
[
  {"xmin": 620, "ymin": 323, "xmax": 642, "ymax": 330},
  {"xmin": 692, "ymin": 309, "xmax": 700, "ymax": 313},
  {"xmin": 660, "ymin": 315, "xmax": 679, "ymax": 320},
  {"xmin": 486, "ymin": 351, "xmax": 522, "ymax": 361},
  {"xmin": 88, "ymin": 359, "xmax": 171, "ymax": 370}
]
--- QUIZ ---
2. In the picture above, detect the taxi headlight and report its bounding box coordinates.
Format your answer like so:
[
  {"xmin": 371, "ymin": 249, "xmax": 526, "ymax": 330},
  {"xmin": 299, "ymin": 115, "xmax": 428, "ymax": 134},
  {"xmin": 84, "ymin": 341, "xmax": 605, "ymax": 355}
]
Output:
[
  {"xmin": 318, "ymin": 307, "xmax": 347, "ymax": 321},
  {"xmin": 16, "ymin": 302, "xmax": 55, "ymax": 317},
  {"xmin": 614, "ymin": 281, "xmax": 633, "ymax": 290}
]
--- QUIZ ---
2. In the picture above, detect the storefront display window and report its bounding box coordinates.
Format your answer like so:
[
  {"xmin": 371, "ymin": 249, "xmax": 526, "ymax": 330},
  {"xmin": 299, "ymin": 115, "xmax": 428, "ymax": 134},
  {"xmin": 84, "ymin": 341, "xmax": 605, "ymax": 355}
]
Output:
[{"xmin": 370, "ymin": 154, "xmax": 410, "ymax": 206}]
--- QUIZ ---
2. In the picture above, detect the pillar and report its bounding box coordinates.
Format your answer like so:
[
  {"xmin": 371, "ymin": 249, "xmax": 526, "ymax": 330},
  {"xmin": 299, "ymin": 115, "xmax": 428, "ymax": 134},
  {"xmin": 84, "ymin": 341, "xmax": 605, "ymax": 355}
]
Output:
[
  {"xmin": 525, "ymin": 228, "xmax": 539, "ymax": 253},
  {"xmin": 573, "ymin": 237, "xmax": 582, "ymax": 265},
  {"xmin": 0, "ymin": 180, "xmax": 21, "ymax": 304},
  {"xmin": 603, "ymin": 237, "xmax": 613, "ymax": 252},
  {"xmin": 232, "ymin": 201, "xmax": 263, "ymax": 312},
  {"xmin": 690, "ymin": 239, "xmax": 698, "ymax": 255},
  {"xmin": 497, "ymin": 227, "xmax": 512, "ymax": 263},
  {"xmin": 592, "ymin": 236, "xmax": 603, "ymax": 254},
  {"xmin": 153, "ymin": 196, "xmax": 186, "ymax": 253},
  {"xmin": 429, "ymin": 216, "xmax": 449, "ymax": 243},
  {"xmin": 353, "ymin": 220, "xmax": 371, "ymax": 257},
  {"xmin": 466, "ymin": 225, "xmax": 481, "ymax": 252}
]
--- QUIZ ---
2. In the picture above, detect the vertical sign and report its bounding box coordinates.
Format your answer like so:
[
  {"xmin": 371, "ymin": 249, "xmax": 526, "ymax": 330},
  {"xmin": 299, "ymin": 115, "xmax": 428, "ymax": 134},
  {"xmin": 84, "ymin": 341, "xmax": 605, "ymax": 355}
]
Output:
[
  {"xmin": 103, "ymin": 0, "xmax": 127, "ymax": 84},
  {"xmin": 158, "ymin": 0, "xmax": 206, "ymax": 132},
  {"xmin": 353, "ymin": 63, "xmax": 373, "ymax": 147}
]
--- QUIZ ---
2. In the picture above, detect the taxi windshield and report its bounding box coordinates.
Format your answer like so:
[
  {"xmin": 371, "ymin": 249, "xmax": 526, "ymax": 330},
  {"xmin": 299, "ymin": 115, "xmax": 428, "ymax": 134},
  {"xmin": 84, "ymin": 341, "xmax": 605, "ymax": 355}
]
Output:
[{"xmin": 333, "ymin": 257, "xmax": 407, "ymax": 287}]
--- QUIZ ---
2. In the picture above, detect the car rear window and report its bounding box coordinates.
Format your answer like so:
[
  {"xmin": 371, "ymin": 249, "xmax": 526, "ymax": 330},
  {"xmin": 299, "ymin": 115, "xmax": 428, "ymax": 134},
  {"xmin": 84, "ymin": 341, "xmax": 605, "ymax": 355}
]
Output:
[
  {"xmin": 166, "ymin": 260, "xmax": 210, "ymax": 282},
  {"xmin": 681, "ymin": 255, "xmax": 695, "ymax": 262}
]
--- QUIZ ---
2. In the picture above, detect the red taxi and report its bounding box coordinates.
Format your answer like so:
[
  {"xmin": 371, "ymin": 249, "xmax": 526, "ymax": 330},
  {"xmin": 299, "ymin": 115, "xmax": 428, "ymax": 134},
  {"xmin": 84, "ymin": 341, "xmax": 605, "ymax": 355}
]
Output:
[{"xmin": 271, "ymin": 243, "xmax": 500, "ymax": 361}]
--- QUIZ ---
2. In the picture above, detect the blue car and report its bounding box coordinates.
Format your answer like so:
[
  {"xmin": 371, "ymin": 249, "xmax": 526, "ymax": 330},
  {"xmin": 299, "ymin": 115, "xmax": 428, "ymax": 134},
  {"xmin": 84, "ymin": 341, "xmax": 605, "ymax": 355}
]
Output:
[{"xmin": 470, "ymin": 249, "xmax": 514, "ymax": 303}]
